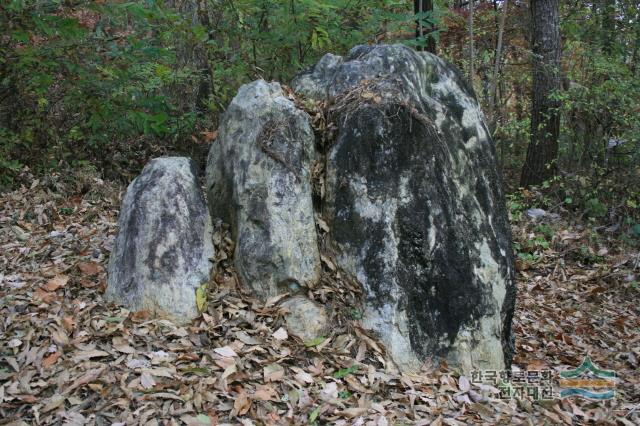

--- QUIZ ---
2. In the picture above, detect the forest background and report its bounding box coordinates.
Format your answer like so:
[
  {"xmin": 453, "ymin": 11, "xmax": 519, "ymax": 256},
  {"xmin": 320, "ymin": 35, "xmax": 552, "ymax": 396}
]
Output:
[{"xmin": 1, "ymin": 0, "xmax": 639, "ymax": 242}]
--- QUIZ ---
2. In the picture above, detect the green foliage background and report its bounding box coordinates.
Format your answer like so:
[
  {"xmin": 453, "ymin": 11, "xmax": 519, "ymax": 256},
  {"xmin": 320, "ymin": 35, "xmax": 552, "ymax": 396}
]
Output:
[
  {"xmin": 0, "ymin": 0, "xmax": 424, "ymax": 186},
  {"xmin": 1, "ymin": 0, "xmax": 639, "ymax": 233}
]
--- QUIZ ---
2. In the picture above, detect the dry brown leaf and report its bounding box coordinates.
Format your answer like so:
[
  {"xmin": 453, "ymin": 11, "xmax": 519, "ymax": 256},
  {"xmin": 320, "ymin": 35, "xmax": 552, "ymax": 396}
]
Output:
[
  {"xmin": 77, "ymin": 261, "xmax": 101, "ymax": 276},
  {"xmin": 294, "ymin": 370, "xmax": 314, "ymax": 385},
  {"xmin": 43, "ymin": 275, "xmax": 69, "ymax": 291},
  {"xmin": 222, "ymin": 363, "xmax": 237, "ymax": 380},
  {"xmin": 63, "ymin": 367, "xmax": 105, "ymax": 395},
  {"xmin": 42, "ymin": 351, "xmax": 61, "ymax": 368},
  {"xmin": 201, "ymin": 130, "xmax": 218, "ymax": 142},
  {"xmin": 233, "ymin": 392, "xmax": 251, "ymax": 415},
  {"xmin": 140, "ymin": 372, "xmax": 156, "ymax": 389},
  {"xmin": 41, "ymin": 395, "xmax": 66, "ymax": 413},
  {"xmin": 339, "ymin": 407, "xmax": 369, "ymax": 418},
  {"xmin": 72, "ymin": 349, "xmax": 109, "ymax": 362},
  {"xmin": 253, "ymin": 385, "xmax": 279, "ymax": 401},
  {"xmin": 34, "ymin": 288, "xmax": 58, "ymax": 303},
  {"xmin": 263, "ymin": 363, "xmax": 285, "ymax": 382},
  {"xmin": 62, "ymin": 315, "xmax": 76, "ymax": 332},
  {"xmin": 52, "ymin": 327, "xmax": 70, "ymax": 347}
]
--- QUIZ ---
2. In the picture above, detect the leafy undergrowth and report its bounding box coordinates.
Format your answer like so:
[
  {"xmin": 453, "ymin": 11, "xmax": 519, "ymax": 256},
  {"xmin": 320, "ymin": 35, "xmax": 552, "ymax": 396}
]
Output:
[{"xmin": 1, "ymin": 171, "xmax": 639, "ymax": 425}]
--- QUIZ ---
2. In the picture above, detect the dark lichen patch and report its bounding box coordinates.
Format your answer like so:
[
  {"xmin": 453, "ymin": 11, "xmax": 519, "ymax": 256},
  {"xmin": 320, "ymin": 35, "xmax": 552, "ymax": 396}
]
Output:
[{"xmin": 326, "ymin": 92, "xmax": 496, "ymax": 359}]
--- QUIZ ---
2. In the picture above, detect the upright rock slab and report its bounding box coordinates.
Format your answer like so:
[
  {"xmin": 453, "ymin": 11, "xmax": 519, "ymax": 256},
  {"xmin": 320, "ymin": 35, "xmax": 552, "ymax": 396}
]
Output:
[
  {"xmin": 106, "ymin": 157, "xmax": 214, "ymax": 324},
  {"xmin": 206, "ymin": 80, "xmax": 320, "ymax": 299},
  {"xmin": 293, "ymin": 44, "xmax": 516, "ymax": 373}
]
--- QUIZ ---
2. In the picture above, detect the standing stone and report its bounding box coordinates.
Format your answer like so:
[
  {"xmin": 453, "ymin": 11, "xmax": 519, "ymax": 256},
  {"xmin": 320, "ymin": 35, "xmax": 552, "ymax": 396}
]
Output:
[
  {"xmin": 206, "ymin": 80, "xmax": 320, "ymax": 299},
  {"xmin": 106, "ymin": 157, "xmax": 214, "ymax": 324},
  {"xmin": 292, "ymin": 44, "xmax": 516, "ymax": 373}
]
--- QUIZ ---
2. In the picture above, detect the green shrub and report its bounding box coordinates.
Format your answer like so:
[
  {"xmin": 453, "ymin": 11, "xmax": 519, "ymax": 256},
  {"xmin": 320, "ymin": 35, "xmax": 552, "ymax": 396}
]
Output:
[{"xmin": 0, "ymin": 1, "xmax": 206, "ymax": 184}]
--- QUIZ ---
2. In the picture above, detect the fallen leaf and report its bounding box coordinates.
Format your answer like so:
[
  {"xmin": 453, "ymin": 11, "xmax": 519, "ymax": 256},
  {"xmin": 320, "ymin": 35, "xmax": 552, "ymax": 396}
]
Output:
[
  {"xmin": 272, "ymin": 327, "xmax": 288, "ymax": 340},
  {"xmin": 43, "ymin": 275, "xmax": 69, "ymax": 291},
  {"xmin": 42, "ymin": 395, "xmax": 65, "ymax": 413},
  {"xmin": 8, "ymin": 338, "xmax": 22, "ymax": 348},
  {"xmin": 233, "ymin": 392, "xmax": 251, "ymax": 415},
  {"xmin": 253, "ymin": 385, "xmax": 279, "ymax": 401},
  {"xmin": 34, "ymin": 288, "xmax": 58, "ymax": 303},
  {"xmin": 140, "ymin": 372, "xmax": 156, "ymax": 389},
  {"xmin": 77, "ymin": 261, "xmax": 100, "ymax": 276},
  {"xmin": 214, "ymin": 346, "xmax": 237, "ymax": 358},
  {"xmin": 263, "ymin": 363, "xmax": 285, "ymax": 382},
  {"xmin": 339, "ymin": 407, "xmax": 368, "ymax": 418},
  {"xmin": 72, "ymin": 349, "xmax": 109, "ymax": 362},
  {"xmin": 222, "ymin": 363, "xmax": 237, "ymax": 380},
  {"xmin": 201, "ymin": 130, "xmax": 218, "ymax": 142},
  {"xmin": 144, "ymin": 392, "xmax": 184, "ymax": 401},
  {"xmin": 42, "ymin": 351, "xmax": 61, "ymax": 368},
  {"xmin": 294, "ymin": 370, "xmax": 314, "ymax": 384}
]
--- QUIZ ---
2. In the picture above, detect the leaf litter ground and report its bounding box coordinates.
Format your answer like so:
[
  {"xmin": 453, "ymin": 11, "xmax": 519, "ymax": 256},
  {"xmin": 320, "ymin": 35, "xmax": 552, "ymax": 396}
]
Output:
[{"xmin": 0, "ymin": 171, "xmax": 638, "ymax": 425}]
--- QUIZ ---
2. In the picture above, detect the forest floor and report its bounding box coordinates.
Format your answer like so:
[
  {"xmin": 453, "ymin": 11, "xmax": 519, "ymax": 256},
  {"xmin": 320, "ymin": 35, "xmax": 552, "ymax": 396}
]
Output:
[{"xmin": 1, "ymin": 170, "xmax": 639, "ymax": 425}]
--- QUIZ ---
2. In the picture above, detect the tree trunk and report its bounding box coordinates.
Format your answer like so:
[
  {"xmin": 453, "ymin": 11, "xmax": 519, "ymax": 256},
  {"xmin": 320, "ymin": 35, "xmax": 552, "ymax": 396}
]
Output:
[
  {"xmin": 489, "ymin": 0, "xmax": 508, "ymax": 131},
  {"xmin": 468, "ymin": 0, "xmax": 475, "ymax": 79},
  {"xmin": 520, "ymin": 0, "xmax": 561, "ymax": 187},
  {"xmin": 164, "ymin": 0, "xmax": 212, "ymax": 113},
  {"xmin": 414, "ymin": 0, "xmax": 436, "ymax": 53},
  {"xmin": 600, "ymin": 0, "xmax": 616, "ymax": 54}
]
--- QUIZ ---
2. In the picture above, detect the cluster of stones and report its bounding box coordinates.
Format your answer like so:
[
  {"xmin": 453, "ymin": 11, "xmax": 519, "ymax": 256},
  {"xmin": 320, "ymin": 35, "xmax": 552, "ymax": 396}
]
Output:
[{"xmin": 106, "ymin": 44, "xmax": 516, "ymax": 373}]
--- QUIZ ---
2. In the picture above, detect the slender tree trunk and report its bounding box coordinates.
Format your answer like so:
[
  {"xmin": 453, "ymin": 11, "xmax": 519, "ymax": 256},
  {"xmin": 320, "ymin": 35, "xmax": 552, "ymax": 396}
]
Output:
[
  {"xmin": 520, "ymin": 0, "xmax": 561, "ymax": 187},
  {"xmin": 634, "ymin": 6, "xmax": 640, "ymax": 76},
  {"xmin": 468, "ymin": 0, "xmax": 475, "ymax": 79},
  {"xmin": 600, "ymin": 0, "xmax": 616, "ymax": 54},
  {"xmin": 489, "ymin": 0, "xmax": 508, "ymax": 130},
  {"xmin": 414, "ymin": 0, "xmax": 436, "ymax": 53},
  {"xmin": 164, "ymin": 0, "xmax": 212, "ymax": 113}
]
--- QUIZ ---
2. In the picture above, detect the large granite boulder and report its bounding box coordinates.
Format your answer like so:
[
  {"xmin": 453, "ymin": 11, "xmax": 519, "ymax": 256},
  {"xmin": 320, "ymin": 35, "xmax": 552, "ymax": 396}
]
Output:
[
  {"xmin": 206, "ymin": 80, "xmax": 320, "ymax": 299},
  {"xmin": 106, "ymin": 157, "xmax": 214, "ymax": 324},
  {"xmin": 292, "ymin": 44, "xmax": 516, "ymax": 373}
]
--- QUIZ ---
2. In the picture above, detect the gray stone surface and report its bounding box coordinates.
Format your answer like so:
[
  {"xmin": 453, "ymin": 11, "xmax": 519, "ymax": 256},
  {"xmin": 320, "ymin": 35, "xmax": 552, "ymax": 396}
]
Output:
[
  {"xmin": 292, "ymin": 44, "xmax": 516, "ymax": 373},
  {"xmin": 280, "ymin": 296, "xmax": 329, "ymax": 342},
  {"xmin": 106, "ymin": 157, "xmax": 214, "ymax": 324},
  {"xmin": 206, "ymin": 80, "xmax": 320, "ymax": 299}
]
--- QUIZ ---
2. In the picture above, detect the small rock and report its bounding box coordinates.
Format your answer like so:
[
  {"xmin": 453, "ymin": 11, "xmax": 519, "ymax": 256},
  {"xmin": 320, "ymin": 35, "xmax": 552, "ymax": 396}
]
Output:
[
  {"xmin": 526, "ymin": 208, "xmax": 547, "ymax": 219},
  {"xmin": 280, "ymin": 296, "xmax": 329, "ymax": 342}
]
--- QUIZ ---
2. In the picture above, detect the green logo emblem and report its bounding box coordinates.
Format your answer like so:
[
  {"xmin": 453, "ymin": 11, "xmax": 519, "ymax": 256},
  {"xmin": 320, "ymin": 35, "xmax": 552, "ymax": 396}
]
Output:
[{"xmin": 559, "ymin": 356, "xmax": 616, "ymax": 400}]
